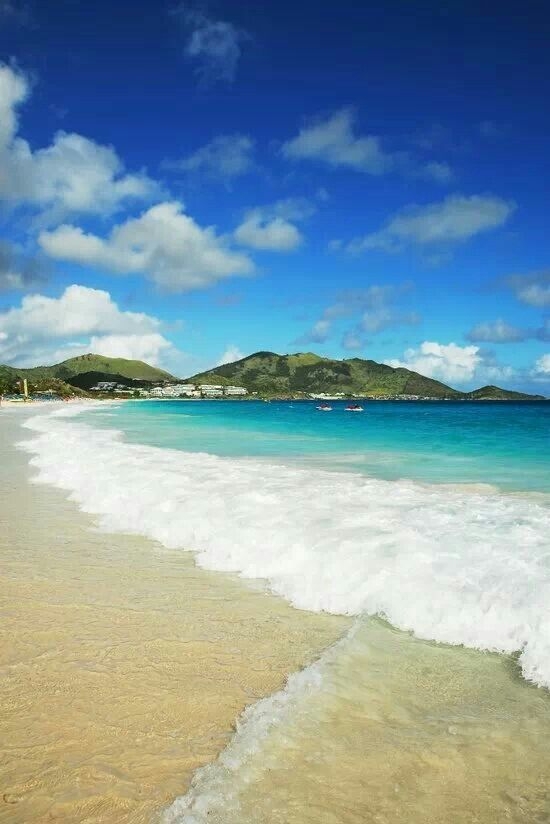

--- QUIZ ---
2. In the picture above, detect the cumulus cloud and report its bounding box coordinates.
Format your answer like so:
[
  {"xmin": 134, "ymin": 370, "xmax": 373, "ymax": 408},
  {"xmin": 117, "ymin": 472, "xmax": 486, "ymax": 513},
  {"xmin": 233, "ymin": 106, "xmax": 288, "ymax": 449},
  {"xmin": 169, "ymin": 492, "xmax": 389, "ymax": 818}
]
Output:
[
  {"xmin": 346, "ymin": 194, "xmax": 515, "ymax": 254},
  {"xmin": 387, "ymin": 341, "xmax": 482, "ymax": 384},
  {"xmin": 505, "ymin": 270, "xmax": 550, "ymax": 308},
  {"xmin": 39, "ymin": 201, "xmax": 254, "ymax": 291},
  {"xmin": 0, "ymin": 63, "xmax": 158, "ymax": 221},
  {"xmin": 0, "ymin": 284, "xmax": 176, "ymax": 367},
  {"xmin": 466, "ymin": 319, "xmax": 528, "ymax": 343},
  {"xmin": 386, "ymin": 340, "xmax": 515, "ymax": 387},
  {"xmin": 74, "ymin": 333, "xmax": 171, "ymax": 364},
  {"xmin": 235, "ymin": 214, "xmax": 302, "ymax": 251},
  {"xmin": 217, "ymin": 344, "xmax": 245, "ymax": 365},
  {"xmin": 282, "ymin": 108, "xmax": 452, "ymax": 182},
  {"xmin": 170, "ymin": 134, "xmax": 254, "ymax": 183},
  {"xmin": 175, "ymin": 5, "xmax": 248, "ymax": 84},
  {"xmin": 234, "ymin": 198, "xmax": 314, "ymax": 252}
]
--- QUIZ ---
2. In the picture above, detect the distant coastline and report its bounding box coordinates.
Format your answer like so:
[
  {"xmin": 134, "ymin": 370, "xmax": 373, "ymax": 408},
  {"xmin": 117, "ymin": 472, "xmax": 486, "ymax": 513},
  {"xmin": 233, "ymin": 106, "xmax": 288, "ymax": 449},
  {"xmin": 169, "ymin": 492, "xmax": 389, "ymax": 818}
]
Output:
[{"xmin": 1, "ymin": 351, "xmax": 546, "ymax": 403}]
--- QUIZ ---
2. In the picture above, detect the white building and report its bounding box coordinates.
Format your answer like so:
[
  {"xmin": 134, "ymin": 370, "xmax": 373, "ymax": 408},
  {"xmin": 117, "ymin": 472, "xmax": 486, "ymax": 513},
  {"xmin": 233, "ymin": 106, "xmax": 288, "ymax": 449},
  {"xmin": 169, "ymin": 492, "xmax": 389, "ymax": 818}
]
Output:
[
  {"xmin": 150, "ymin": 384, "xmax": 200, "ymax": 398},
  {"xmin": 91, "ymin": 381, "xmax": 118, "ymax": 391},
  {"xmin": 225, "ymin": 386, "xmax": 248, "ymax": 396}
]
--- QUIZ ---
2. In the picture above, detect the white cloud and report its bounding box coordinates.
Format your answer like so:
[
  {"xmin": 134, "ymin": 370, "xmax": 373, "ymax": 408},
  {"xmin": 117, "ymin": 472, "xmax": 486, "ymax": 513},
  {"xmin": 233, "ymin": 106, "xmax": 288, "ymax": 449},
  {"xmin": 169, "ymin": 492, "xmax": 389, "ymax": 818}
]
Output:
[
  {"xmin": 176, "ymin": 6, "xmax": 248, "ymax": 84},
  {"xmin": 387, "ymin": 341, "xmax": 482, "ymax": 384},
  {"xmin": 172, "ymin": 134, "xmax": 254, "ymax": 182},
  {"xmin": 282, "ymin": 108, "xmax": 393, "ymax": 175},
  {"xmin": 534, "ymin": 354, "xmax": 550, "ymax": 375},
  {"xmin": 235, "ymin": 214, "xmax": 302, "ymax": 251},
  {"xmin": 39, "ymin": 201, "xmax": 254, "ymax": 291},
  {"xmin": 234, "ymin": 198, "xmax": 313, "ymax": 252},
  {"xmin": 348, "ymin": 195, "xmax": 515, "ymax": 254},
  {"xmin": 78, "ymin": 333, "xmax": 171, "ymax": 364},
  {"xmin": 217, "ymin": 345, "xmax": 245, "ymax": 365},
  {"xmin": 282, "ymin": 108, "xmax": 452, "ymax": 182},
  {"xmin": 0, "ymin": 284, "xmax": 177, "ymax": 367},
  {"xmin": 0, "ymin": 60, "xmax": 27, "ymax": 146},
  {"xmin": 466, "ymin": 319, "xmax": 527, "ymax": 343},
  {"xmin": 0, "ymin": 63, "xmax": 158, "ymax": 221}
]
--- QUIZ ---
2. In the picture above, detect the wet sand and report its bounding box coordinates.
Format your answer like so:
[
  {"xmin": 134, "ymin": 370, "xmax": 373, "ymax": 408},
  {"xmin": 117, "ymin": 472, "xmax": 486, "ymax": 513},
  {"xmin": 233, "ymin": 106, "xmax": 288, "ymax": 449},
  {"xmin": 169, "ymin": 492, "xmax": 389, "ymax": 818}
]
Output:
[
  {"xmin": 0, "ymin": 411, "xmax": 348, "ymax": 823},
  {"xmin": 192, "ymin": 618, "xmax": 550, "ymax": 824}
]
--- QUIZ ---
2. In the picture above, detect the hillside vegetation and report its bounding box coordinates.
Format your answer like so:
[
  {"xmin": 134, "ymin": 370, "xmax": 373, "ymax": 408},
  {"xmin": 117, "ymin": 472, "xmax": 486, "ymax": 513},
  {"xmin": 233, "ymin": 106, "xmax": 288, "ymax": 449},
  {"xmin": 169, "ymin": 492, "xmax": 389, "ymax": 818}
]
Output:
[
  {"xmin": 1, "ymin": 351, "xmax": 545, "ymax": 400},
  {"xmin": 0, "ymin": 354, "xmax": 175, "ymax": 384},
  {"xmin": 466, "ymin": 385, "xmax": 542, "ymax": 400},
  {"xmin": 187, "ymin": 351, "xmax": 545, "ymax": 399},
  {"xmin": 188, "ymin": 351, "xmax": 461, "ymax": 397}
]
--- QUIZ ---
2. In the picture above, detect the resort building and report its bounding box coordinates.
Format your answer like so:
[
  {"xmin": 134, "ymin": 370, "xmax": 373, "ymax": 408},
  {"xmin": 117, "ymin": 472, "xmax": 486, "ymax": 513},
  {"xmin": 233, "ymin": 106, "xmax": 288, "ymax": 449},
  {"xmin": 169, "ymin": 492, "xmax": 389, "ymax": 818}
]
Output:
[
  {"xmin": 201, "ymin": 387, "xmax": 224, "ymax": 397},
  {"xmin": 224, "ymin": 386, "xmax": 248, "ymax": 396},
  {"xmin": 150, "ymin": 384, "xmax": 201, "ymax": 398},
  {"xmin": 91, "ymin": 381, "xmax": 118, "ymax": 391}
]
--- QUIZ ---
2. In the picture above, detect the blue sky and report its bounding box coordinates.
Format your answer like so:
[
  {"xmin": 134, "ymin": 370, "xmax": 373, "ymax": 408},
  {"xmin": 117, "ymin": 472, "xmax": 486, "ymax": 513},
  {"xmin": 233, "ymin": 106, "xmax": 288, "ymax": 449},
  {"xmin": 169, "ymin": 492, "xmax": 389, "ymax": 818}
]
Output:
[{"xmin": 1, "ymin": 0, "xmax": 549, "ymax": 391}]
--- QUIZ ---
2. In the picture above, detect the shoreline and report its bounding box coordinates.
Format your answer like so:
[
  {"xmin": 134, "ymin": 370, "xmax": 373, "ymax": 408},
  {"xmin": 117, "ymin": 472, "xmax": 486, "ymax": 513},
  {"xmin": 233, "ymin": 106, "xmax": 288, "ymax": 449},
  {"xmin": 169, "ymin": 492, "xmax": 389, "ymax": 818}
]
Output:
[{"xmin": 0, "ymin": 410, "xmax": 348, "ymax": 823}]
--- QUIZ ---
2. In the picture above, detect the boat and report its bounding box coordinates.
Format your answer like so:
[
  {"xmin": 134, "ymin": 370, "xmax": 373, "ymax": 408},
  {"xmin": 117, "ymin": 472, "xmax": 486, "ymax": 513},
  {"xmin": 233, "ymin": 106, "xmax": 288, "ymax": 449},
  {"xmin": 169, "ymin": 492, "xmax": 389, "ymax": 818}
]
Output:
[
  {"xmin": 316, "ymin": 403, "xmax": 333, "ymax": 411},
  {"xmin": 345, "ymin": 404, "xmax": 364, "ymax": 412}
]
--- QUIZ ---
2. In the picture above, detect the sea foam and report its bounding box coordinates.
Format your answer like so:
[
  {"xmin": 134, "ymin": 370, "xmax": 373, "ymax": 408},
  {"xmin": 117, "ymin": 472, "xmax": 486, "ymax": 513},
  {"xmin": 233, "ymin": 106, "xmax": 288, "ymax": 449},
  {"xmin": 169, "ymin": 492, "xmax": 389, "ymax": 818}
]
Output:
[{"xmin": 19, "ymin": 407, "xmax": 550, "ymax": 688}]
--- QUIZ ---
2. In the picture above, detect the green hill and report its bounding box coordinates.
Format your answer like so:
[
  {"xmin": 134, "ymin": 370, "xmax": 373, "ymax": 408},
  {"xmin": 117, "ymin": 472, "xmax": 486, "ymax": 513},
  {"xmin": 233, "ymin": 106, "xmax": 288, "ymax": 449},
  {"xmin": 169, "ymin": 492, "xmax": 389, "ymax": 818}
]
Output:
[
  {"xmin": 1, "ymin": 354, "xmax": 175, "ymax": 384},
  {"xmin": 187, "ymin": 351, "xmax": 545, "ymax": 400},
  {"xmin": 466, "ymin": 385, "xmax": 545, "ymax": 401},
  {"xmin": 187, "ymin": 351, "xmax": 461, "ymax": 397}
]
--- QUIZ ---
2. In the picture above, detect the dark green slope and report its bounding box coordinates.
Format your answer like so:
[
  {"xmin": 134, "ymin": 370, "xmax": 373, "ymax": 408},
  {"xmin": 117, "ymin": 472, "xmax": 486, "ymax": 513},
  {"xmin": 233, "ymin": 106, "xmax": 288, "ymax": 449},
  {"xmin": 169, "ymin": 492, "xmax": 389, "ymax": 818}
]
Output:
[{"xmin": 467, "ymin": 385, "xmax": 545, "ymax": 401}]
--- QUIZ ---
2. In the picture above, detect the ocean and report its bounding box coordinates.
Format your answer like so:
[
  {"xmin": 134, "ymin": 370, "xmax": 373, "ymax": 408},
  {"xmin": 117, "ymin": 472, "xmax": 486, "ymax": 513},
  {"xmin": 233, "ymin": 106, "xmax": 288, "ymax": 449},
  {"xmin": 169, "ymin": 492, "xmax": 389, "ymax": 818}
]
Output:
[{"xmin": 19, "ymin": 399, "xmax": 550, "ymax": 823}]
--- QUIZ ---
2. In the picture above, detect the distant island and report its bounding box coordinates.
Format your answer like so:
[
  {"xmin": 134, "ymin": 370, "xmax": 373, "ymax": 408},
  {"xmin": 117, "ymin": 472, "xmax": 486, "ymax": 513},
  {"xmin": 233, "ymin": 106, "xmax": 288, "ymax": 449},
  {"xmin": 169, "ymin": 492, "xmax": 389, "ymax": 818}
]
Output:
[{"xmin": 0, "ymin": 351, "xmax": 545, "ymax": 401}]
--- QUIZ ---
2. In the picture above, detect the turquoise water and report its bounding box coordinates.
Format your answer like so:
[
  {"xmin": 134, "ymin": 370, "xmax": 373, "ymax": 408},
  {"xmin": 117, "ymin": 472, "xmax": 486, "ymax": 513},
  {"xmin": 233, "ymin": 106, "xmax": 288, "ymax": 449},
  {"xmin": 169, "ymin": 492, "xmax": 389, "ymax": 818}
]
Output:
[{"xmin": 83, "ymin": 399, "xmax": 550, "ymax": 492}]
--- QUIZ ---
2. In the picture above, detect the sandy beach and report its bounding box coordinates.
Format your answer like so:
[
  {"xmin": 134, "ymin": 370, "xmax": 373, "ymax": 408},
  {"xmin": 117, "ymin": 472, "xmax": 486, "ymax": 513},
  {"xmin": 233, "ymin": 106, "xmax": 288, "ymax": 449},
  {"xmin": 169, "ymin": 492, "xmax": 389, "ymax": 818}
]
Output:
[{"xmin": 0, "ymin": 408, "xmax": 348, "ymax": 823}]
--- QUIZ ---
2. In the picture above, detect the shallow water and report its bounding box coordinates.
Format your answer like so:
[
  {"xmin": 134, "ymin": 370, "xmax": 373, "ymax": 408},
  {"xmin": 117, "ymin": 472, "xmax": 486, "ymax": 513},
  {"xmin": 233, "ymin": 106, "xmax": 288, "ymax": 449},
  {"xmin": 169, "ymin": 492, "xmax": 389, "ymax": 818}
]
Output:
[
  {"xmin": 165, "ymin": 619, "xmax": 550, "ymax": 824},
  {"xmin": 82, "ymin": 399, "xmax": 550, "ymax": 491}
]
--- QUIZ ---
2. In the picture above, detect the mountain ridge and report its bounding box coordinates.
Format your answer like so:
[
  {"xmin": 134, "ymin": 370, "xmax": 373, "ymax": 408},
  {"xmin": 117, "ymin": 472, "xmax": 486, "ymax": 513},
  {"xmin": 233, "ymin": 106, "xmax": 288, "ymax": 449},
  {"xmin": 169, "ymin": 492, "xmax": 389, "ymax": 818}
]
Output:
[
  {"xmin": 0, "ymin": 351, "xmax": 545, "ymax": 400},
  {"xmin": 0, "ymin": 353, "xmax": 175, "ymax": 384},
  {"xmin": 186, "ymin": 351, "xmax": 545, "ymax": 400}
]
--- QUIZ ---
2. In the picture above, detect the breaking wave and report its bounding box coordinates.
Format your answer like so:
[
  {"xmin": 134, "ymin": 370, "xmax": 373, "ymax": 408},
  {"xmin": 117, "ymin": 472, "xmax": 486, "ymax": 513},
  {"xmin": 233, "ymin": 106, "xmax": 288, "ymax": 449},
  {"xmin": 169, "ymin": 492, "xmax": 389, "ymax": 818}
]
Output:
[{"xmin": 18, "ymin": 407, "xmax": 550, "ymax": 689}]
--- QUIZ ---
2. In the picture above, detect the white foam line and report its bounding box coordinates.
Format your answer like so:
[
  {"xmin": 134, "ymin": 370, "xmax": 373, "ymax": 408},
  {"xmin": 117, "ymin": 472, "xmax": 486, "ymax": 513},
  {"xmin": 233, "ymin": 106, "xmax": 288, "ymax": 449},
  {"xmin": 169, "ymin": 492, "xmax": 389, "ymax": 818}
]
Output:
[
  {"xmin": 162, "ymin": 622, "xmax": 360, "ymax": 823},
  {"xmin": 16, "ymin": 408, "xmax": 550, "ymax": 689}
]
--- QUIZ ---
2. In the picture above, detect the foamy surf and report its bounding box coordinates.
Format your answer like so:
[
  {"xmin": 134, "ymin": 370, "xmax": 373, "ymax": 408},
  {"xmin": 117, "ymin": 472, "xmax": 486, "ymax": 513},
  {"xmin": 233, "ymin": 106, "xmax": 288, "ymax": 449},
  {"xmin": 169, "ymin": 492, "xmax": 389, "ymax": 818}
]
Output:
[
  {"xmin": 161, "ymin": 622, "xmax": 360, "ymax": 824},
  {"xmin": 18, "ymin": 407, "xmax": 550, "ymax": 688}
]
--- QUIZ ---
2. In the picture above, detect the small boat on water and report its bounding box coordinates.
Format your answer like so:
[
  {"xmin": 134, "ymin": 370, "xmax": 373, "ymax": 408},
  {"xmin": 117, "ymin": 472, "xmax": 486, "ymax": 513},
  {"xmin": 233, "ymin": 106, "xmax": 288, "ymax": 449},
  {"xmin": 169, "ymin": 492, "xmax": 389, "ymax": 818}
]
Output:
[
  {"xmin": 345, "ymin": 404, "xmax": 364, "ymax": 412},
  {"xmin": 316, "ymin": 403, "xmax": 333, "ymax": 411}
]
